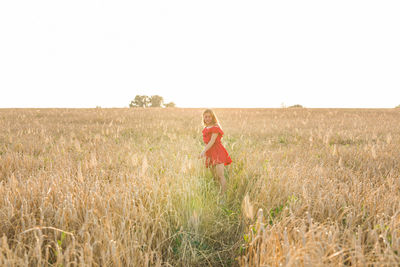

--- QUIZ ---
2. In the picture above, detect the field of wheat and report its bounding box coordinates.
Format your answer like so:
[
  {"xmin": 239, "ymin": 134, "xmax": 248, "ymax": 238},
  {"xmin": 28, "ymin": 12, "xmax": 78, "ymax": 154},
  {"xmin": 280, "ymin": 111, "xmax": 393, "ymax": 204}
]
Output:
[{"xmin": 0, "ymin": 108, "xmax": 399, "ymax": 266}]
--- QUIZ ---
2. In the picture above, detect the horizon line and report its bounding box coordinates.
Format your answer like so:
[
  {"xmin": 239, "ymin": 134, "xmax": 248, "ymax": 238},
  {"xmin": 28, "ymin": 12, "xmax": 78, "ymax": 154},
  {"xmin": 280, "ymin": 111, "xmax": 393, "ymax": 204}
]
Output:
[{"xmin": 0, "ymin": 106, "xmax": 399, "ymax": 109}]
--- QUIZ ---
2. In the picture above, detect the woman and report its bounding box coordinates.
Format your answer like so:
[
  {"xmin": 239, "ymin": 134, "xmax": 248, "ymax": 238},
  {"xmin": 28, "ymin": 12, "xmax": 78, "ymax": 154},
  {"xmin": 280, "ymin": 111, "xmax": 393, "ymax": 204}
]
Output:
[{"xmin": 199, "ymin": 109, "xmax": 232, "ymax": 194}]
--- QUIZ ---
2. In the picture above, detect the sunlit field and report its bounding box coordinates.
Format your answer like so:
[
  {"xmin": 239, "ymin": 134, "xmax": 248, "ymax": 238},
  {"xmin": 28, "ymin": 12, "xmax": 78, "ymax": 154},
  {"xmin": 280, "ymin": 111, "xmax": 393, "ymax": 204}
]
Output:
[{"xmin": 1, "ymin": 108, "xmax": 399, "ymax": 266}]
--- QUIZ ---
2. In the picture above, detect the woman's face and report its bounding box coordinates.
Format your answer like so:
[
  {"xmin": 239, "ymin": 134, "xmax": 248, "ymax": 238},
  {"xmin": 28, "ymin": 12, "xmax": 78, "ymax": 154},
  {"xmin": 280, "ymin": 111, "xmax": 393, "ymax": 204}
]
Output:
[{"xmin": 204, "ymin": 113, "xmax": 213, "ymax": 125}]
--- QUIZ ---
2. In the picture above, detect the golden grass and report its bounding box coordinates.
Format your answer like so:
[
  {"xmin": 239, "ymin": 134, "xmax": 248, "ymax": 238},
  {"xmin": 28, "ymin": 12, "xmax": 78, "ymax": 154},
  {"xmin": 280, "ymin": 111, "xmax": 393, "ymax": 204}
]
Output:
[{"xmin": 0, "ymin": 108, "xmax": 399, "ymax": 266}]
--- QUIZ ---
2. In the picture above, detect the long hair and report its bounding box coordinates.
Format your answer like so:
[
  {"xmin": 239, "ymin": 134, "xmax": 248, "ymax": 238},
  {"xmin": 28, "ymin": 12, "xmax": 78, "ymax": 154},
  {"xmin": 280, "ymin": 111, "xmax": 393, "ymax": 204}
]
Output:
[{"xmin": 202, "ymin": 109, "xmax": 220, "ymax": 127}]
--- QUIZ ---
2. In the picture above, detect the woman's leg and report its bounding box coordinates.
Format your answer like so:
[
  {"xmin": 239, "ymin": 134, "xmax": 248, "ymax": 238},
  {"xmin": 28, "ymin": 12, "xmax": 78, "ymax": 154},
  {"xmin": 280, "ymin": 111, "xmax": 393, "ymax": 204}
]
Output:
[
  {"xmin": 210, "ymin": 165, "xmax": 217, "ymax": 179},
  {"xmin": 215, "ymin": 163, "xmax": 227, "ymax": 194}
]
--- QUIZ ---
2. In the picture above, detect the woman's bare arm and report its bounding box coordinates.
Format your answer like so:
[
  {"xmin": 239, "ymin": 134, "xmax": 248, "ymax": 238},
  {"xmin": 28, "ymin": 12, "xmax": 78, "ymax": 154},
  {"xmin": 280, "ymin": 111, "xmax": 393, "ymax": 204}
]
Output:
[{"xmin": 199, "ymin": 133, "xmax": 218, "ymax": 157}]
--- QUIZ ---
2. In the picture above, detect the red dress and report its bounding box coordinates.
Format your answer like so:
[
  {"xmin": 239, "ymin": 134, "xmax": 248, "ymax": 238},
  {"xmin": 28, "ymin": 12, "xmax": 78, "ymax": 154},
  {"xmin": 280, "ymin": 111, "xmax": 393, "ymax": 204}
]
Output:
[{"xmin": 202, "ymin": 125, "xmax": 232, "ymax": 168}]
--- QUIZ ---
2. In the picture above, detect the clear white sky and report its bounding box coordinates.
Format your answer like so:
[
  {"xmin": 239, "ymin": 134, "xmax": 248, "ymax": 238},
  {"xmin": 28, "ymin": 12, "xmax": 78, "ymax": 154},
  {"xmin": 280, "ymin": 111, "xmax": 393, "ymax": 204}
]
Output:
[{"xmin": 1, "ymin": 0, "xmax": 399, "ymax": 108}]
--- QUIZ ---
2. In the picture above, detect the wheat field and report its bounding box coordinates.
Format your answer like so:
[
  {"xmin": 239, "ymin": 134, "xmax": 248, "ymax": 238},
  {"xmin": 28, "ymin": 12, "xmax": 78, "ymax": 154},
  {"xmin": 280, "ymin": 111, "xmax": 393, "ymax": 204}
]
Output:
[{"xmin": 0, "ymin": 108, "xmax": 399, "ymax": 266}]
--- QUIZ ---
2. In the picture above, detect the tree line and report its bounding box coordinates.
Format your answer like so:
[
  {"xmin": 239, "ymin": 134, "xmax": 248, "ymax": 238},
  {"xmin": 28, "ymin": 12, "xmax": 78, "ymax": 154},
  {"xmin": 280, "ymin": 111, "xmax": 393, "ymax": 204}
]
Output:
[{"xmin": 129, "ymin": 95, "xmax": 175, "ymax": 108}]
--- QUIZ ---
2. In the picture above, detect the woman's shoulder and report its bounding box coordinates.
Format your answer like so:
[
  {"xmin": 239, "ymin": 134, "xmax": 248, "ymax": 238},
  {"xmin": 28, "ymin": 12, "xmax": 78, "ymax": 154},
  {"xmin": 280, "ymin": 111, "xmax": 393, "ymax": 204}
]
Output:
[
  {"xmin": 203, "ymin": 125, "xmax": 218, "ymax": 133},
  {"xmin": 206, "ymin": 124, "xmax": 220, "ymax": 129},
  {"xmin": 206, "ymin": 125, "xmax": 223, "ymax": 135}
]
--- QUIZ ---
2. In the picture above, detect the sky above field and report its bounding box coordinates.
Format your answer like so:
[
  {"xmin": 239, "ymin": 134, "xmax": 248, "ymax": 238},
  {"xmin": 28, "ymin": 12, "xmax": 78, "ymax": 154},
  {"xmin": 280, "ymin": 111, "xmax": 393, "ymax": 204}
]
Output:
[{"xmin": 1, "ymin": 1, "xmax": 399, "ymax": 108}]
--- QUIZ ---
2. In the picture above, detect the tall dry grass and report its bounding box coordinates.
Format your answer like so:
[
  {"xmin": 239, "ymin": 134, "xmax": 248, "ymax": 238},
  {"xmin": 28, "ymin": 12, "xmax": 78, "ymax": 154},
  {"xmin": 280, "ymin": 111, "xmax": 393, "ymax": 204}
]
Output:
[{"xmin": 0, "ymin": 108, "xmax": 399, "ymax": 266}]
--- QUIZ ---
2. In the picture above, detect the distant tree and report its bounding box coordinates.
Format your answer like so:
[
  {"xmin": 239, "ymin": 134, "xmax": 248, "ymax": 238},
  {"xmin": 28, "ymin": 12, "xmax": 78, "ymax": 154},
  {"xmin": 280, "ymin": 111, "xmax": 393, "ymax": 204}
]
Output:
[
  {"xmin": 150, "ymin": 95, "xmax": 164, "ymax": 107},
  {"xmin": 396, "ymin": 105, "xmax": 400, "ymax": 108},
  {"xmin": 130, "ymin": 95, "xmax": 150, "ymax": 108},
  {"xmin": 164, "ymin": 102, "xmax": 176, "ymax": 108},
  {"xmin": 288, "ymin": 104, "xmax": 304, "ymax": 108},
  {"xmin": 129, "ymin": 95, "xmax": 176, "ymax": 108}
]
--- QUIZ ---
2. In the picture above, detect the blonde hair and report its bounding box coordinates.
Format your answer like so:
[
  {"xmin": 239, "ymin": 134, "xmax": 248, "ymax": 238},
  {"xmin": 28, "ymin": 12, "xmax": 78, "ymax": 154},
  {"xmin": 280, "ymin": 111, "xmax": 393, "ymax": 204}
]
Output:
[{"xmin": 202, "ymin": 109, "xmax": 220, "ymax": 127}]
